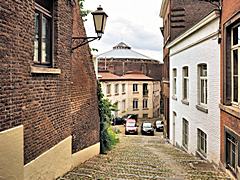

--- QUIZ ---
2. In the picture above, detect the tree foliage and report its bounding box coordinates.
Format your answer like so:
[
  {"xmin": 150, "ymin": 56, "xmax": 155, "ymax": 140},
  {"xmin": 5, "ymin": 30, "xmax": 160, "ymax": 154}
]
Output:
[
  {"xmin": 97, "ymin": 82, "xmax": 119, "ymax": 154},
  {"xmin": 78, "ymin": 0, "xmax": 91, "ymax": 20}
]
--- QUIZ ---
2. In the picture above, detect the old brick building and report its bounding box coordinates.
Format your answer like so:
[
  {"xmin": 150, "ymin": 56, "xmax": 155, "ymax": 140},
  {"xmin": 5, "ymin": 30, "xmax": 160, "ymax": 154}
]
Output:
[
  {"xmin": 0, "ymin": 0, "xmax": 99, "ymax": 179},
  {"xmin": 97, "ymin": 42, "xmax": 163, "ymax": 81},
  {"xmin": 160, "ymin": 0, "xmax": 216, "ymax": 138},
  {"xmin": 220, "ymin": 0, "xmax": 240, "ymax": 178}
]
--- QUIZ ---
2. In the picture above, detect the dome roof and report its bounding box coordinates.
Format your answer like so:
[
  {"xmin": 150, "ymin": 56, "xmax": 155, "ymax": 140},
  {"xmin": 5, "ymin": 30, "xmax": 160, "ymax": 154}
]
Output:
[{"xmin": 97, "ymin": 42, "xmax": 153, "ymax": 60}]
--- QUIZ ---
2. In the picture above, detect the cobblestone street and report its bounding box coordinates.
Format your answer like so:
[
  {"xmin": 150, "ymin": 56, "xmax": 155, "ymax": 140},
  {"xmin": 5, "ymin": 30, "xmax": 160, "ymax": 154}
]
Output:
[{"xmin": 58, "ymin": 127, "xmax": 230, "ymax": 180}]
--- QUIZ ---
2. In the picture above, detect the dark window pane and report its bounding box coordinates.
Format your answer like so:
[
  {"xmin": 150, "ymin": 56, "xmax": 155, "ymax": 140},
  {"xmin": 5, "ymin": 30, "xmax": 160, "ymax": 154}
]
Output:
[
  {"xmin": 205, "ymin": 80, "xmax": 208, "ymax": 104},
  {"xmin": 35, "ymin": 0, "xmax": 52, "ymax": 11},
  {"xmin": 200, "ymin": 80, "xmax": 204, "ymax": 103},
  {"xmin": 233, "ymin": 49, "xmax": 238, "ymax": 75},
  {"xmin": 233, "ymin": 77, "xmax": 238, "ymax": 102},
  {"xmin": 233, "ymin": 25, "xmax": 240, "ymax": 45}
]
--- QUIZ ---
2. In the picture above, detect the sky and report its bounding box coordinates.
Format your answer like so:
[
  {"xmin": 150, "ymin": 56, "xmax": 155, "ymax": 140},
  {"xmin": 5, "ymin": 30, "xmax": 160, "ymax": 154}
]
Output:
[{"xmin": 83, "ymin": 0, "xmax": 163, "ymax": 62}]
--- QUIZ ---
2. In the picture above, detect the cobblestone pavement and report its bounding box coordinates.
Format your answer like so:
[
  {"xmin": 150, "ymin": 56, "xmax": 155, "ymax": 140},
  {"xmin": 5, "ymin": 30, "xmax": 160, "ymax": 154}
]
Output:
[{"xmin": 58, "ymin": 127, "xmax": 230, "ymax": 180}]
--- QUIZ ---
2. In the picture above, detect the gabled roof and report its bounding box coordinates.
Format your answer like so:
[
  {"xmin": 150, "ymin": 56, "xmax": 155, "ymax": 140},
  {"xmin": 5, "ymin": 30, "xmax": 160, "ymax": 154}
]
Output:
[{"xmin": 97, "ymin": 42, "xmax": 153, "ymax": 60}]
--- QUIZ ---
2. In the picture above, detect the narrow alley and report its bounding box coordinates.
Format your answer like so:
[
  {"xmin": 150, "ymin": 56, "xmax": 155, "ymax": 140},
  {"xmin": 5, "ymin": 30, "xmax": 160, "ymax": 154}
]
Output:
[{"xmin": 58, "ymin": 128, "xmax": 230, "ymax": 180}]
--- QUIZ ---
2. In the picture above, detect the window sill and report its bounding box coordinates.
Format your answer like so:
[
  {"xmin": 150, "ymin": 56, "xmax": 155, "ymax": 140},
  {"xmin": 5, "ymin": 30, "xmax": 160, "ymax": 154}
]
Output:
[
  {"xmin": 107, "ymin": 94, "xmax": 111, "ymax": 97},
  {"xmin": 122, "ymin": 92, "xmax": 126, "ymax": 95},
  {"xmin": 196, "ymin": 104, "xmax": 208, "ymax": 113},
  {"xmin": 143, "ymin": 108, "xmax": 149, "ymax": 110},
  {"xmin": 31, "ymin": 66, "xmax": 61, "ymax": 74},
  {"xmin": 181, "ymin": 145, "xmax": 188, "ymax": 152},
  {"xmin": 196, "ymin": 150, "xmax": 207, "ymax": 160},
  {"xmin": 115, "ymin": 93, "xmax": 119, "ymax": 96},
  {"xmin": 172, "ymin": 95, "xmax": 177, "ymax": 101},
  {"xmin": 133, "ymin": 109, "xmax": 139, "ymax": 111},
  {"xmin": 219, "ymin": 104, "xmax": 240, "ymax": 119},
  {"xmin": 181, "ymin": 99, "xmax": 189, "ymax": 105},
  {"xmin": 133, "ymin": 91, "xmax": 139, "ymax": 94}
]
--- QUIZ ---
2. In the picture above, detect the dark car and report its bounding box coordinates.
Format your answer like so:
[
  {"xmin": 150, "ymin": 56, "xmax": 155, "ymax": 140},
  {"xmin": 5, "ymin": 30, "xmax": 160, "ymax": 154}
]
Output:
[
  {"xmin": 112, "ymin": 117, "xmax": 124, "ymax": 125},
  {"xmin": 141, "ymin": 122, "xmax": 154, "ymax": 136},
  {"xmin": 155, "ymin": 120, "xmax": 164, "ymax": 132}
]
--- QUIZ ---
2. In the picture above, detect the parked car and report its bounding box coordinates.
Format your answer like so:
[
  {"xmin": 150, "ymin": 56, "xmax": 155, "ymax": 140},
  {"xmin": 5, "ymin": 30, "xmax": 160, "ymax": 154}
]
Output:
[
  {"xmin": 122, "ymin": 114, "xmax": 138, "ymax": 124},
  {"xmin": 141, "ymin": 122, "xmax": 154, "ymax": 136},
  {"xmin": 125, "ymin": 119, "xmax": 138, "ymax": 135},
  {"xmin": 112, "ymin": 117, "xmax": 124, "ymax": 125},
  {"xmin": 155, "ymin": 120, "xmax": 164, "ymax": 132}
]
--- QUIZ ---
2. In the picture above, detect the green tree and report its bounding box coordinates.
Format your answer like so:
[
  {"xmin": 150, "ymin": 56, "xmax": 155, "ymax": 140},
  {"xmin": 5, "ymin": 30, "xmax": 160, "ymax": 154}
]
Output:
[
  {"xmin": 78, "ymin": 0, "xmax": 91, "ymax": 20},
  {"xmin": 97, "ymin": 82, "xmax": 119, "ymax": 153}
]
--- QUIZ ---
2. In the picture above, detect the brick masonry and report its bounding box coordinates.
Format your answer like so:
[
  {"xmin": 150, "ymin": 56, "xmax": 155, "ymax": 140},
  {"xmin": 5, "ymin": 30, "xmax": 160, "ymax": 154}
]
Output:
[
  {"xmin": 220, "ymin": 0, "xmax": 240, "ymax": 170},
  {"xmin": 0, "ymin": 0, "xmax": 99, "ymax": 164},
  {"xmin": 98, "ymin": 59, "xmax": 163, "ymax": 81}
]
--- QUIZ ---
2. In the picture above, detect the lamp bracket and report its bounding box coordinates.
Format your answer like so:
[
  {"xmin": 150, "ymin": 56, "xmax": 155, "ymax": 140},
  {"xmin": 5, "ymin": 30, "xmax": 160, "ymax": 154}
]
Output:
[{"xmin": 71, "ymin": 36, "xmax": 100, "ymax": 51}]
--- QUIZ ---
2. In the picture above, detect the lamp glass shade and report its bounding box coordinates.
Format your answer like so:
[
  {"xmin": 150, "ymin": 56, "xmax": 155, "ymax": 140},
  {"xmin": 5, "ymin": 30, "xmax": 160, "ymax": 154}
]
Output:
[{"xmin": 92, "ymin": 6, "xmax": 108, "ymax": 37}]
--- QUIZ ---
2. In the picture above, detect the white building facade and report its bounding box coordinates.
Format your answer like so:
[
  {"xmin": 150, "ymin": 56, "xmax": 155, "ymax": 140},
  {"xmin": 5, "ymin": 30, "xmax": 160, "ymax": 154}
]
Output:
[
  {"xmin": 168, "ymin": 11, "xmax": 220, "ymax": 163},
  {"xmin": 99, "ymin": 71, "xmax": 161, "ymax": 119}
]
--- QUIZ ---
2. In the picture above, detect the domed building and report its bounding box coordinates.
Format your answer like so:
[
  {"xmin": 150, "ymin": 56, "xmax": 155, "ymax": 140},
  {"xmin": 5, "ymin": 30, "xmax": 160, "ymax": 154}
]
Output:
[{"xmin": 97, "ymin": 42, "xmax": 163, "ymax": 81}]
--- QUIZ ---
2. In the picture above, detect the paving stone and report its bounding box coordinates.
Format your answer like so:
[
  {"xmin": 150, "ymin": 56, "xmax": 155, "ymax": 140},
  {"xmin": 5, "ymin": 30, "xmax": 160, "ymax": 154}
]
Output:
[{"xmin": 57, "ymin": 128, "xmax": 230, "ymax": 180}]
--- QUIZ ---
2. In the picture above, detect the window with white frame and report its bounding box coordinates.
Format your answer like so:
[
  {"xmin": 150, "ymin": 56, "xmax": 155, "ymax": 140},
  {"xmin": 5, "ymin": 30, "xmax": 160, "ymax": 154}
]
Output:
[
  {"xmin": 115, "ymin": 84, "xmax": 119, "ymax": 94},
  {"xmin": 122, "ymin": 83, "xmax": 126, "ymax": 94},
  {"xmin": 34, "ymin": 0, "xmax": 53, "ymax": 65},
  {"xmin": 197, "ymin": 129, "xmax": 207, "ymax": 157},
  {"xmin": 133, "ymin": 83, "xmax": 138, "ymax": 92},
  {"xmin": 133, "ymin": 99, "xmax": 138, "ymax": 109},
  {"xmin": 231, "ymin": 24, "xmax": 240, "ymax": 105},
  {"xmin": 106, "ymin": 84, "xmax": 111, "ymax": 95},
  {"xmin": 182, "ymin": 66, "xmax": 189, "ymax": 100},
  {"xmin": 225, "ymin": 131, "xmax": 240, "ymax": 172},
  {"xmin": 143, "ymin": 99, "xmax": 148, "ymax": 109},
  {"xmin": 173, "ymin": 69, "xmax": 177, "ymax": 96},
  {"xmin": 182, "ymin": 118, "xmax": 189, "ymax": 149},
  {"xmin": 198, "ymin": 64, "xmax": 207, "ymax": 106}
]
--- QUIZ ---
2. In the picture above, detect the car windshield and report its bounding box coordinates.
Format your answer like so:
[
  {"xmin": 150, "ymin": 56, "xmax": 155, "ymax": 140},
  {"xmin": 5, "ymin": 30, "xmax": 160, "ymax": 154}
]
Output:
[
  {"xmin": 143, "ymin": 123, "xmax": 152, "ymax": 128},
  {"xmin": 126, "ymin": 122, "xmax": 136, "ymax": 127},
  {"xmin": 156, "ymin": 121, "xmax": 162, "ymax": 125}
]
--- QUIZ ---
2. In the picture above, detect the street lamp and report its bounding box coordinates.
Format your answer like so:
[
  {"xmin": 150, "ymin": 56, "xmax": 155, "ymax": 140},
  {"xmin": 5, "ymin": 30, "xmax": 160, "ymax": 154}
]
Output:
[{"xmin": 72, "ymin": 5, "xmax": 108, "ymax": 51}]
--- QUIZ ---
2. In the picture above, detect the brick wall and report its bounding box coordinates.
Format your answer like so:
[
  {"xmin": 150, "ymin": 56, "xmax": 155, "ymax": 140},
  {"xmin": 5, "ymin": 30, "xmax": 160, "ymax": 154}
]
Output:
[
  {"xmin": 98, "ymin": 59, "xmax": 163, "ymax": 81},
  {"xmin": 0, "ymin": 0, "xmax": 99, "ymax": 164},
  {"xmin": 170, "ymin": 0, "xmax": 216, "ymax": 42},
  {"xmin": 71, "ymin": 3, "xmax": 100, "ymax": 153},
  {"xmin": 220, "ymin": 0, "xmax": 240, "ymax": 167}
]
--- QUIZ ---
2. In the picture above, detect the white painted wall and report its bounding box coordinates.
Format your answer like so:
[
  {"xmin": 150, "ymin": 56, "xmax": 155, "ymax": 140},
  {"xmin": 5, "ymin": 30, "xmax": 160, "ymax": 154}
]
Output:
[
  {"xmin": 100, "ymin": 80, "xmax": 155, "ymax": 118},
  {"xmin": 169, "ymin": 16, "xmax": 220, "ymax": 164}
]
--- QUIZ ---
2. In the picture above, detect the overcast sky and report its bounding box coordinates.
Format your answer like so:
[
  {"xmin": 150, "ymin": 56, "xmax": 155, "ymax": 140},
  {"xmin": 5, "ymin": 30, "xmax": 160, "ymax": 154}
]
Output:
[{"xmin": 83, "ymin": 0, "xmax": 163, "ymax": 62}]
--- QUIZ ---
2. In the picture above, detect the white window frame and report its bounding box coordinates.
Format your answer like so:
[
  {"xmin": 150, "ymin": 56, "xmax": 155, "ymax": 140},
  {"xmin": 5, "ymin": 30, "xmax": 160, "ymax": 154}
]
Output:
[
  {"xmin": 182, "ymin": 66, "xmax": 189, "ymax": 100},
  {"xmin": 133, "ymin": 99, "xmax": 138, "ymax": 109},
  {"xmin": 133, "ymin": 83, "xmax": 138, "ymax": 92},
  {"xmin": 198, "ymin": 64, "xmax": 207, "ymax": 106},
  {"xmin": 173, "ymin": 68, "xmax": 177, "ymax": 96},
  {"xmin": 231, "ymin": 23, "xmax": 240, "ymax": 106},
  {"xmin": 197, "ymin": 129, "xmax": 207, "ymax": 157}
]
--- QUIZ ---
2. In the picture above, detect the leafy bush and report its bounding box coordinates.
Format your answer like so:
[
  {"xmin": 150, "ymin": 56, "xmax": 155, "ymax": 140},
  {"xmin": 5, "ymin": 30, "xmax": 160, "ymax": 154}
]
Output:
[{"xmin": 97, "ymin": 82, "xmax": 119, "ymax": 153}]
